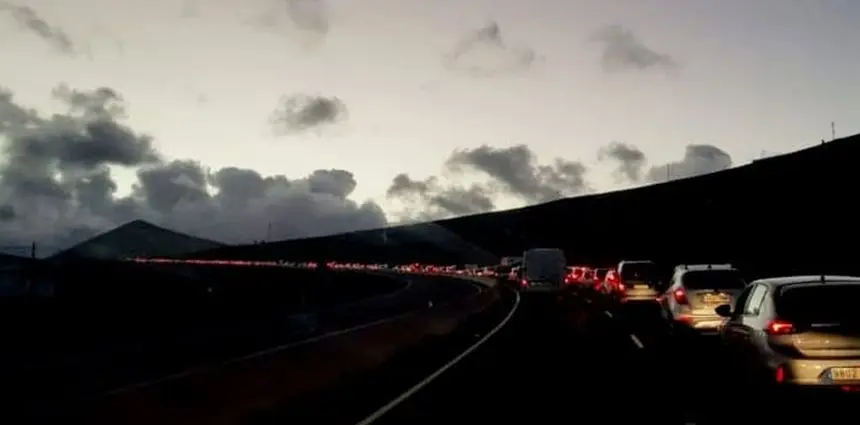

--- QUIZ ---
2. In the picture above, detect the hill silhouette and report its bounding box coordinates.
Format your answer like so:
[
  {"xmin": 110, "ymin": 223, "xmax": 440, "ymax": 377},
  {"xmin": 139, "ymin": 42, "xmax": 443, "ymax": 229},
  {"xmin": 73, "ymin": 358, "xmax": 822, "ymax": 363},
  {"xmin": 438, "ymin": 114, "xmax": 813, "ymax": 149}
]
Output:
[
  {"xmin": 193, "ymin": 133, "xmax": 858, "ymax": 277},
  {"xmin": 51, "ymin": 220, "xmax": 225, "ymax": 261}
]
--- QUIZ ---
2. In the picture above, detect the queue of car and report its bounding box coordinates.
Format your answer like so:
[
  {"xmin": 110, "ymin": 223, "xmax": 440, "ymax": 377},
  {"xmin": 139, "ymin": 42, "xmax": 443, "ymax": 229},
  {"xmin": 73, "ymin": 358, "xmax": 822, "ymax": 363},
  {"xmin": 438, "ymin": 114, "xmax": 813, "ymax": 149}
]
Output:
[
  {"xmin": 493, "ymin": 253, "xmax": 860, "ymax": 394},
  {"xmin": 257, "ymin": 255, "xmax": 860, "ymax": 394}
]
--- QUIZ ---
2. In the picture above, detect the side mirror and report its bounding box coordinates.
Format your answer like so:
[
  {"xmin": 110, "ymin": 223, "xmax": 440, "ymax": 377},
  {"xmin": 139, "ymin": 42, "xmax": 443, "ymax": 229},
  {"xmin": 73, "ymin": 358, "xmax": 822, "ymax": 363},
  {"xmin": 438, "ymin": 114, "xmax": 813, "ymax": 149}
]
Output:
[{"xmin": 715, "ymin": 304, "xmax": 732, "ymax": 318}]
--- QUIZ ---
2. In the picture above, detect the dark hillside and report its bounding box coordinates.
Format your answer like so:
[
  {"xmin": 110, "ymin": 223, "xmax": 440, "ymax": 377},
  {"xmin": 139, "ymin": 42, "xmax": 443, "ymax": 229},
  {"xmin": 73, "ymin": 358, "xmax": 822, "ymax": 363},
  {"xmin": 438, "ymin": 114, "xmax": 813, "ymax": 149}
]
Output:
[
  {"xmin": 193, "ymin": 135, "xmax": 858, "ymax": 278},
  {"xmin": 50, "ymin": 220, "xmax": 225, "ymax": 261}
]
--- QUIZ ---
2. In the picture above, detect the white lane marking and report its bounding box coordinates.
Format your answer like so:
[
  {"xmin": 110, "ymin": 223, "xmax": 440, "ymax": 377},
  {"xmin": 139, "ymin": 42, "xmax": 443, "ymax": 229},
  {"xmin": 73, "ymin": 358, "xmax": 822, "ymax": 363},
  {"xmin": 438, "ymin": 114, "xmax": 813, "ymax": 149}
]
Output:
[
  {"xmin": 355, "ymin": 291, "xmax": 521, "ymax": 425},
  {"xmin": 603, "ymin": 310, "xmax": 613, "ymax": 319},
  {"xmin": 629, "ymin": 334, "xmax": 644, "ymax": 349}
]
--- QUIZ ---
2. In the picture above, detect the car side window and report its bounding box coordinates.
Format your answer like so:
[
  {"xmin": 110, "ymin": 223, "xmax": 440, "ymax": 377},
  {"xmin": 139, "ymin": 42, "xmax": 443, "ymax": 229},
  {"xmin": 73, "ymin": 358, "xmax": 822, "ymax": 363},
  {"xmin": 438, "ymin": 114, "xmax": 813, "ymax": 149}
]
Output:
[
  {"xmin": 731, "ymin": 286, "xmax": 753, "ymax": 317},
  {"xmin": 742, "ymin": 285, "xmax": 767, "ymax": 316}
]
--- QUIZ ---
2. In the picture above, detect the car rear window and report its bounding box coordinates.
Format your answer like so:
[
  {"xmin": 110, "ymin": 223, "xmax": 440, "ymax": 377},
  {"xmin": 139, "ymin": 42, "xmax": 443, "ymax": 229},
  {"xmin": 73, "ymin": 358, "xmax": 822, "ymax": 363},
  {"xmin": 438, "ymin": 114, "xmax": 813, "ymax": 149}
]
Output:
[
  {"xmin": 620, "ymin": 263, "xmax": 657, "ymax": 282},
  {"xmin": 777, "ymin": 284, "xmax": 860, "ymax": 323},
  {"xmin": 682, "ymin": 270, "xmax": 745, "ymax": 290}
]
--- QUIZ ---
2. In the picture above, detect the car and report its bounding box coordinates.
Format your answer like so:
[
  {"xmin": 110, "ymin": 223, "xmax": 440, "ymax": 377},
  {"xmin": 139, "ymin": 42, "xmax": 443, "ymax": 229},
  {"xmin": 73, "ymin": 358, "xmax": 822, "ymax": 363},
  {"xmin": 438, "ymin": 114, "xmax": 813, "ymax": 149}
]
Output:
[
  {"xmin": 616, "ymin": 260, "xmax": 663, "ymax": 303},
  {"xmin": 660, "ymin": 264, "xmax": 746, "ymax": 334},
  {"xmin": 717, "ymin": 275, "xmax": 860, "ymax": 394},
  {"xmin": 520, "ymin": 248, "xmax": 567, "ymax": 293}
]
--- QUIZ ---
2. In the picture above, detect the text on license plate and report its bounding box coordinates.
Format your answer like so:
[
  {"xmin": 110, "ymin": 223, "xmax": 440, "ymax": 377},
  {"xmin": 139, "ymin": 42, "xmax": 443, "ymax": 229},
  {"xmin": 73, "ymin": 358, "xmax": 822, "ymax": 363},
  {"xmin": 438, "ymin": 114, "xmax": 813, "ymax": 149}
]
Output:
[
  {"xmin": 703, "ymin": 293, "xmax": 729, "ymax": 304},
  {"xmin": 831, "ymin": 367, "xmax": 860, "ymax": 381}
]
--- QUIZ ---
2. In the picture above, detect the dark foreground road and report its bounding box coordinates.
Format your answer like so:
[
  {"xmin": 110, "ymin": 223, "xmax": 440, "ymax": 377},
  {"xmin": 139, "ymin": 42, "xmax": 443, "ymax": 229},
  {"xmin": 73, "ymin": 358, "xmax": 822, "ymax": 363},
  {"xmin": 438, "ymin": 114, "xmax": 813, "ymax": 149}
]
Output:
[
  {"xmin": 4, "ymin": 270, "xmax": 479, "ymax": 423},
  {"xmin": 281, "ymin": 287, "xmax": 860, "ymax": 425}
]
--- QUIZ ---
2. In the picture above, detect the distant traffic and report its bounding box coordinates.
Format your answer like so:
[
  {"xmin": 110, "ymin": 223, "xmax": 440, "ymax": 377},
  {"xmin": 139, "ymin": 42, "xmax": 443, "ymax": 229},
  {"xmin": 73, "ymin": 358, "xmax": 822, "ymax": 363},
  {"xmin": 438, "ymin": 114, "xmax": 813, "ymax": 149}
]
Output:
[{"xmin": 129, "ymin": 252, "xmax": 860, "ymax": 395}]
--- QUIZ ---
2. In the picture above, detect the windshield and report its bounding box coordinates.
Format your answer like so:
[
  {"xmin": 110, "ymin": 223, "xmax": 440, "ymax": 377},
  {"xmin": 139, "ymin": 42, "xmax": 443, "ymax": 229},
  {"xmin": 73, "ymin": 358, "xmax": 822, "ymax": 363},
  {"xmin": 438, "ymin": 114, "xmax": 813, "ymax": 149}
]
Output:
[
  {"xmin": 620, "ymin": 263, "xmax": 657, "ymax": 282},
  {"xmin": 682, "ymin": 270, "xmax": 745, "ymax": 290},
  {"xmin": 777, "ymin": 284, "xmax": 860, "ymax": 323}
]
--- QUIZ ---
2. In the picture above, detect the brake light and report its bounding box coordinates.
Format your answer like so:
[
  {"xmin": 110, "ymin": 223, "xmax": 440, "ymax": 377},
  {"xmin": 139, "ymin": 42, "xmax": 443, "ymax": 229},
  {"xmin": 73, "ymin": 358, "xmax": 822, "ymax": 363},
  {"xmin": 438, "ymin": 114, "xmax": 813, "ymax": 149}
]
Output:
[
  {"xmin": 606, "ymin": 271, "xmax": 620, "ymax": 285},
  {"xmin": 673, "ymin": 288, "xmax": 689, "ymax": 304},
  {"xmin": 520, "ymin": 279, "xmax": 528, "ymax": 287},
  {"xmin": 617, "ymin": 283, "xmax": 625, "ymax": 291},
  {"xmin": 564, "ymin": 276, "xmax": 572, "ymax": 284},
  {"xmin": 775, "ymin": 365, "xmax": 785, "ymax": 383},
  {"xmin": 765, "ymin": 320, "xmax": 796, "ymax": 335}
]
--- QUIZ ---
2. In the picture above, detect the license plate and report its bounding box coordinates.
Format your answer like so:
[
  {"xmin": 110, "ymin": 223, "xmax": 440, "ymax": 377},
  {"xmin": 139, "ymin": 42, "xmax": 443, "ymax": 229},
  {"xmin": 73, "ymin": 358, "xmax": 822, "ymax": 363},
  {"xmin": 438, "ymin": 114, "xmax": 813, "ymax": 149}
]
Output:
[
  {"xmin": 703, "ymin": 293, "xmax": 729, "ymax": 304},
  {"xmin": 831, "ymin": 367, "xmax": 860, "ymax": 381},
  {"xmin": 633, "ymin": 285, "xmax": 649, "ymax": 290}
]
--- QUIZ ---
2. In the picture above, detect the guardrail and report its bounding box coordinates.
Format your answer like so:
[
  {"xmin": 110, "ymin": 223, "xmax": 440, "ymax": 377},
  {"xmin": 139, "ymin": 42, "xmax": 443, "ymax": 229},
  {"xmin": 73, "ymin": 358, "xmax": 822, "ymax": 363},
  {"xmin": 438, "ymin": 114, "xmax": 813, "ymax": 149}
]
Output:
[{"xmin": 68, "ymin": 274, "xmax": 500, "ymax": 425}]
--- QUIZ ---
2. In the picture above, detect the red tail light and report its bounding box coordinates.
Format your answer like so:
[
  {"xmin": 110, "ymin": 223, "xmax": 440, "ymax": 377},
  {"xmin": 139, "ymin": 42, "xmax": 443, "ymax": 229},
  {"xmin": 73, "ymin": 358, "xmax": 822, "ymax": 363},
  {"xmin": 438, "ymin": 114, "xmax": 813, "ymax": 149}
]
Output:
[
  {"xmin": 520, "ymin": 279, "xmax": 528, "ymax": 287},
  {"xmin": 606, "ymin": 271, "xmax": 620, "ymax": 285},
  {"xmin": 617, "ymin": 283, "xmax": 625, "ymax": 291},
  {"xmin": 673, "ymin": 288, "xmax": 689, "ymax": 304},
  {"xmin": 564, "ymin": 276, "xmax": 572, "ymax": 284},
  {"xmin": 775, "ymin": 365, "xmax": 786, "ymax": 383},
  {"xmin": 766, "ymin": 320, "xmax": 796, "ymax": 335}
]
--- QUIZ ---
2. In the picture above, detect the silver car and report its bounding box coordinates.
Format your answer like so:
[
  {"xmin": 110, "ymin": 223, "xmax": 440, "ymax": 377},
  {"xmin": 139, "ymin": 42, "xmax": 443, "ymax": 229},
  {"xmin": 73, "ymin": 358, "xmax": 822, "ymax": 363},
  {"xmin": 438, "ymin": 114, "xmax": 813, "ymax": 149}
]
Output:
[
  {"xmin": 718, "ymin": 275, "xmax": 860, "ymax": 392},
  {"xmin": 661, "ymin": 264, "xmax": 746, "ymax": 334}
]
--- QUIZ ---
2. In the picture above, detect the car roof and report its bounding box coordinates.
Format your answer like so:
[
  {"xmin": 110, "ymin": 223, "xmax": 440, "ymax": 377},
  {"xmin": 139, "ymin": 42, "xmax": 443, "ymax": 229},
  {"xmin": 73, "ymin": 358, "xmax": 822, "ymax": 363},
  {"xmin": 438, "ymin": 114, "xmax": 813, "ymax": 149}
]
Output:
[{"xmin": 752, "ymin": 275, "xmax": 860, "ymax": 287}]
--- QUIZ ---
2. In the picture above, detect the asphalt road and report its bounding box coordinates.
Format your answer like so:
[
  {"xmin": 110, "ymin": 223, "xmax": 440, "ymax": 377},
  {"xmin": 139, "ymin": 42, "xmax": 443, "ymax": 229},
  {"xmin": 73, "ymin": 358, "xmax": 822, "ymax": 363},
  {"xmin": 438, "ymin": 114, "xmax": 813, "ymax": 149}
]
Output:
[
  {"xmin": 4, "ymin": 270, "xmax": 478, "ymax": 421},
  {"xmin": 303, "ymin": 286, "xmax": 860, "ymax": 425}
]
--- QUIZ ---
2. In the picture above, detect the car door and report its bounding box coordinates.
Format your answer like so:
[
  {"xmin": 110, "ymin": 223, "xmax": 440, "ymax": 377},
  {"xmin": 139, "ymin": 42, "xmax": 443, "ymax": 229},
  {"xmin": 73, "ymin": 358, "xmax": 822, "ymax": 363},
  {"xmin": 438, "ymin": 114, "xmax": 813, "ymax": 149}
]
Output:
[
  {"xmin": 723, "ymin": 284, "xmax": 768, "ymax": 358},
  {"xmin": 721, "ymin": 285, "xmax": 756, "ymax": 346}
]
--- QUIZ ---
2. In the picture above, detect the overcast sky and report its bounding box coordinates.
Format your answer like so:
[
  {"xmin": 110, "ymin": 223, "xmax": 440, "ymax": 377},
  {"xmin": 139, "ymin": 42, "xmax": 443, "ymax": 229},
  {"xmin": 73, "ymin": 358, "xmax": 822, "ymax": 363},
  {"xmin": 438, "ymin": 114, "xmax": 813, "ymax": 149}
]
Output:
[{"xmin": 1, "ymin": 0, "xmax": 858, "ymax": 253}]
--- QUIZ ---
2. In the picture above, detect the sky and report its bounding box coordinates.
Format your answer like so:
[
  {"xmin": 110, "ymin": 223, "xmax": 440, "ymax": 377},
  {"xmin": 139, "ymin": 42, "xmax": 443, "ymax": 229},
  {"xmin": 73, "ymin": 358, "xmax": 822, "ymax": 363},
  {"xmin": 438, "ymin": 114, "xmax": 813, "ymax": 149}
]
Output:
[{"xmin": 1, "ymin": 0, "xmax": 859, "ymax": 254}]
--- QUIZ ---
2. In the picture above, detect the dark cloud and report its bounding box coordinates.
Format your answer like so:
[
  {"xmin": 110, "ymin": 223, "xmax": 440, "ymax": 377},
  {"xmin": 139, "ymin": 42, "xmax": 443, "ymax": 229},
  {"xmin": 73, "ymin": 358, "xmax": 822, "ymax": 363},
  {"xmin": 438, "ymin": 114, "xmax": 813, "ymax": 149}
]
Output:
[
  {"xmin": 598, "ymin": 142, "xmax": 732, "ymax": 183},
  {"xmin": 0, "ymin": 1, "xmax": 76, "ymax": 55},
  {"xmin": 0, "ymin": 85, "xmax": 386, "ymax": 254},
  {"xmin": 444, "ymin": 21, "xmax": 540, "ymax": 77},
  {"xmin": 446, "ymin": 145, "xmax": 589, "ymax": 203},
  {"xmin": 589, "ymin": 25, "xmax": 678, "ymax": 73},
  {"xmin": 598, "ymin": 141, "xmax": 646, "ymax": 182},
  {"xmin": 387, "ymin": 145, "xmax": 589, "ymax": 221},
  {"xmin": 386, "ymin": 174, "xmax": 495, "ymax": 221},
  {"xmin": 270, "ymin": 93, "xmax": 348, "ymax": 135}
]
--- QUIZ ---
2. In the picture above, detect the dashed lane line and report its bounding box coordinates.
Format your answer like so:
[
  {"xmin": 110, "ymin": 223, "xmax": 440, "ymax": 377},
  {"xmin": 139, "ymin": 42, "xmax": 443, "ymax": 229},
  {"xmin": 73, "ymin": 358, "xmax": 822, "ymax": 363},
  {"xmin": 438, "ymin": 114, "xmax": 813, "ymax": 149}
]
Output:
[{"xmin": 629, "ymin": 334, "xmax": 645, "ymax": 349}]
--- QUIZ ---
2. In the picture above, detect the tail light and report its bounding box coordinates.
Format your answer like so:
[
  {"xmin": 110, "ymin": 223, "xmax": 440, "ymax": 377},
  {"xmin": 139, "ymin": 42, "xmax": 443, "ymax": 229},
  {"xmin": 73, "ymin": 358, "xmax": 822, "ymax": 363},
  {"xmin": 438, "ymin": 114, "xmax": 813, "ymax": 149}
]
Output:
[
  {"xmin": 520, "ymin": 279, "xmax": 528, "ymax": 287},
  {"xmin": 673, "ymin": 288, "xmax": 689, "ymax": 304},
  {"xmin": 775, "ymin": 365, "xmax": 786, "ymax": 383},
  {"xmin": 606, "ymin": 271, "xmax": 620, "ymax": 285},
  {"xmin": 765, "ymin": 320, "xmax": 796, "ymax": 335},
  {"xmin": 618, "ymin": 283, "xmax": 625, "ymax": 291},
  {"xmin": 564, "ymin": 276, "xmax": 572, "ymax": 284}
]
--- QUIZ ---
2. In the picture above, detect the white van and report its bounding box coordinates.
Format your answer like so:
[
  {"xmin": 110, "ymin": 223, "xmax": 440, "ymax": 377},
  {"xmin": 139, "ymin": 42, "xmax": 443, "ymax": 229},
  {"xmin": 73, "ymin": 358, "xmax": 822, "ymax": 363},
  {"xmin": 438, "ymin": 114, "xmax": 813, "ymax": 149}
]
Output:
[{"xmin": 520, "ymin": 248, "xmax": 567, "ymax": 292}]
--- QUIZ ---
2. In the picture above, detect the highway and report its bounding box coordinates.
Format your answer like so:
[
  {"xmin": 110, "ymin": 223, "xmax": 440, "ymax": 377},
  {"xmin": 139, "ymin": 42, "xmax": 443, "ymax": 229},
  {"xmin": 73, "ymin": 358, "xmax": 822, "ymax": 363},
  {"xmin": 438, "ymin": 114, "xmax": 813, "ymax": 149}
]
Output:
[
  {"xmin": 4, "ymin": 268, "xmax": 478, "ymax": 422},
  {"xmin": 265, "ymin": 284, "xmax": 859, "ymax": 425}
]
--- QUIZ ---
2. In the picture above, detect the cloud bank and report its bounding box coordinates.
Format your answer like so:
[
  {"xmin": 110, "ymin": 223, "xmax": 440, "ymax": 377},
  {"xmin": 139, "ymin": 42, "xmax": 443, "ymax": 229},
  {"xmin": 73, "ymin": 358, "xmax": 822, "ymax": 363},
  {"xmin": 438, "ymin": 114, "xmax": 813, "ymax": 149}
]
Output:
[
  {"xmin": 389, "ymin": 142, "xmax": 733, "ymax": 221},
  {"xmin": 0, "ymin": 85, "xmax": 385, "ymax": 253}
]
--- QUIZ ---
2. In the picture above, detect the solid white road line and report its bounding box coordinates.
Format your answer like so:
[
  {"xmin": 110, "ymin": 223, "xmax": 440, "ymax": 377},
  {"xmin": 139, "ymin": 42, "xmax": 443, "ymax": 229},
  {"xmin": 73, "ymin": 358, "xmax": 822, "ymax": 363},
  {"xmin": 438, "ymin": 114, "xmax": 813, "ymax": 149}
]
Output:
[
  {"xmin": 355, "ymin": 291, "xmax": 522, "ymax": 425},
  {"xmin": 629, "ymin": 334, "xmax": 645, "ymax": 349},
  {"xmin": 603, "ymin": 310, "xmax": 613, "ymax": 319}
]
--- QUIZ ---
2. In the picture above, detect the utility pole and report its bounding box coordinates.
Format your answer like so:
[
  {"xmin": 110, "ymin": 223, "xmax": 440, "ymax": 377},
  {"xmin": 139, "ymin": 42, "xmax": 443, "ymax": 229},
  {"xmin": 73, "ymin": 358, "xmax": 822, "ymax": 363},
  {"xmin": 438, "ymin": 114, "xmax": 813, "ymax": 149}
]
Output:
[
  {"xmin": 30, "ymin": 241, "xmax": 36, "ymax": 259},
  {"xmin": 266, "ymin": 222, "xmax": 272, "ymax": 242},
  {"xmin": 831, "ymin": 121, "xmax": 836, "ymax": 141}
]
